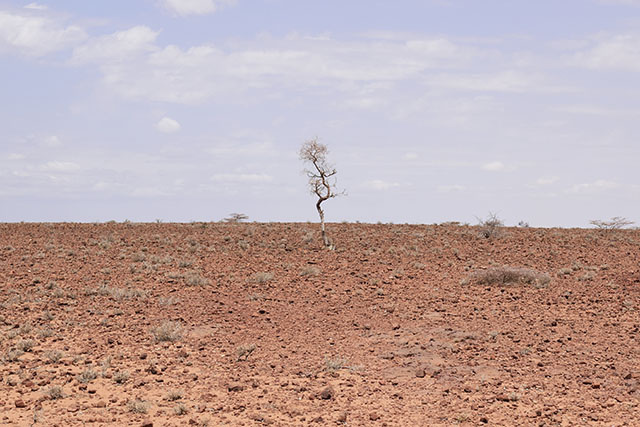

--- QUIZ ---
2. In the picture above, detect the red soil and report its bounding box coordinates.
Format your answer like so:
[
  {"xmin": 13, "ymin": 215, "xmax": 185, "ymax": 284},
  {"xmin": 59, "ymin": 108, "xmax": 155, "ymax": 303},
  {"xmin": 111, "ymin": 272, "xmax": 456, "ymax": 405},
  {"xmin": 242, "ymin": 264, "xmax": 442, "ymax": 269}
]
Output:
[{"xmin": 1, "ymin": 222, "xmax": 639, "ymax": 426}]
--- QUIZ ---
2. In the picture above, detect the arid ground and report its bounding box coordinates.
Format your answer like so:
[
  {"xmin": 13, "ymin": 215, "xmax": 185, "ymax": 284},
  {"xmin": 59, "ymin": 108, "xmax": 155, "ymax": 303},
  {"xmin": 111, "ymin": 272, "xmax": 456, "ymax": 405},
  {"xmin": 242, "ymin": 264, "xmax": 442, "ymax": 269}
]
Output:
[{"xmin": 1, "ymin": 222, "xmax": 639, "ymax": 426}]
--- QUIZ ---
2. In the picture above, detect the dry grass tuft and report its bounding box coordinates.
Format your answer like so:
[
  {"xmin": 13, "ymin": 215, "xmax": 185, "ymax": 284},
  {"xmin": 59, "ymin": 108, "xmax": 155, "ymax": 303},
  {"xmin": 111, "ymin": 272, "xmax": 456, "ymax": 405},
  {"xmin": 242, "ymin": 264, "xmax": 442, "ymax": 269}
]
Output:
[
  {"xmin": 151, "ymin": 321, "xmax": 183, "ymax": 343},
  {"xmin": 462, "ymin": 266, "xmax": 551, "ymax": 288}
]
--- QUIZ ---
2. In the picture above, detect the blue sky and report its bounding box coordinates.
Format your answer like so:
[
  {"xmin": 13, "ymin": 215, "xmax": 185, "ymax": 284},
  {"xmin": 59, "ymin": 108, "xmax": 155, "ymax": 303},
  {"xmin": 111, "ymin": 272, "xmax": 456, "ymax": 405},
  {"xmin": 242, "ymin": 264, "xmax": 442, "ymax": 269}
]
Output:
[{"xmin": 1, "ymin": 0, "xmax": 639, "ymax": 226}]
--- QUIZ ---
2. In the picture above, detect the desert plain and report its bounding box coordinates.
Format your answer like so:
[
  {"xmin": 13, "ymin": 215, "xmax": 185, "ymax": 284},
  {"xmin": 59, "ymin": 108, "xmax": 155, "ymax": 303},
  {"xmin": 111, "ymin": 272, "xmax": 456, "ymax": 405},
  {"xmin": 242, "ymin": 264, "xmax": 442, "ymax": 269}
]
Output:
[{"xmin": 1, "ymin": 222, "xmax": 639, "ymax": 426}]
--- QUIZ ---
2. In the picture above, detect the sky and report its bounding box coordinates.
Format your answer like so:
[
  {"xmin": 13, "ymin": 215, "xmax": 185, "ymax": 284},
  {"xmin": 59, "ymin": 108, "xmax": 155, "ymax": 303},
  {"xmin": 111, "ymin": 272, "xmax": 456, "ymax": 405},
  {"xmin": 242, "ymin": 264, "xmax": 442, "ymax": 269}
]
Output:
[{"xmin": 1, "ymin": 0, "xmax": 639, "ymax": 226}]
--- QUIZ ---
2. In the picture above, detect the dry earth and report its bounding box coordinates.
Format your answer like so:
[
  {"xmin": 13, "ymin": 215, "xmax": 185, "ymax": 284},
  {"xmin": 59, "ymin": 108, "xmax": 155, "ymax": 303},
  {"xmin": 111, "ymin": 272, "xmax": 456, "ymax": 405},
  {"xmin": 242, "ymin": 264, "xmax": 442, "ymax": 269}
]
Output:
[{"xmin": 1, "ymin": 222, "xmax": 639, "ymax": 426}]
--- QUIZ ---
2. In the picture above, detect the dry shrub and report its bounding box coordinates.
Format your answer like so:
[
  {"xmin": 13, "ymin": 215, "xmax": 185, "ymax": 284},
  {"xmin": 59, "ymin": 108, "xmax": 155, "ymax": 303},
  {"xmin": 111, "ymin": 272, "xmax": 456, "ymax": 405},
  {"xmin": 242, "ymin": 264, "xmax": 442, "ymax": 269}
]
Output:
[
  {"xmin": 462, "ymin": 266, "xmax": 550, "ymax": 288},
  {"xmin": 251, "ymin": 272, "xmax": 274, "ymax": 283},
  {"xmin": 151, "ymin": 321, "xmax": 183, "ymax": 343}
]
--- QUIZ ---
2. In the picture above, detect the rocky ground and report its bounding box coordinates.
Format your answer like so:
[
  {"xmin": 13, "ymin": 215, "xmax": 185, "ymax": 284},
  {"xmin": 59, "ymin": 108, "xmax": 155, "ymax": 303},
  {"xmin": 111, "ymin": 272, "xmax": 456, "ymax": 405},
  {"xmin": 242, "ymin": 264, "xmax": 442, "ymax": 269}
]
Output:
[{"xmin": 0, "ymin": 222, "xmax": 639, "ymax": 426}]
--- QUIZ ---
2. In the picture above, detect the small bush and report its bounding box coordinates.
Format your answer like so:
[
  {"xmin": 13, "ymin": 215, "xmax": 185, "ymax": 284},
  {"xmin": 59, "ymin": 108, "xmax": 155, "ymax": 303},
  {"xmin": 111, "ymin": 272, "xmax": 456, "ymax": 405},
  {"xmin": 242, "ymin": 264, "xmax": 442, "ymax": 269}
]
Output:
[
  {"xmin": 300, "ymin": 265, "xmax": 321, "ymax": 277},
  {"xmin": 45, "ymin": 386, "xmax": 64, "ymax": 400},
  {"xmin": 236, "ymin": 344, "xmax": 256, "ymax": 361},
  {"xmin": 462, "ymin": 266, "xmax": 550, "ymax": 288},
  {"xmin": 77, "ymin": 368, "xmax": 98, "ymax": 384},
  {"xmin": 477, "ymin": 212, "xmax": 504, "ymax": 238},
  {"xmin": 46, "ymin": 350, "xmax": 64, "ymax": 363},
  {"xmin": 185, "ymin": 272, "xmax": 210, "ymax": 287},
  {"xmin": 166, "ymin": 389, "xmax": 184, "ymax": 401},
  {"xmin": 113, "ymin": 370, "xmax": 130, "ymax": 384},
  {"xmin": 128, "ymin": 399, "xmax": 150, "ymax": 414},
  {"xmin": 16, "ymin": 339, "xmax": 35, "ymax": 352},
  {"xmin": 174, "ymin": 403, "xmax": 189, "ymax": 415},
  {"xmin": 151, "ymin": 321, "xmax": 183, "ymax": 343},
  {"xmin": 251, "ymin": 272, "xmax": 274, "ymax": 283}
]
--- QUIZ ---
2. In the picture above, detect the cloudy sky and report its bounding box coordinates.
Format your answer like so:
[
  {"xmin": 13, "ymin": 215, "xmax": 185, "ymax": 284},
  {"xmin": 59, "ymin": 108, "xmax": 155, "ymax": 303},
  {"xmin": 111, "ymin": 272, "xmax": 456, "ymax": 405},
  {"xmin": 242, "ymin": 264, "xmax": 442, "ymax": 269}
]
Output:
[{"xmin": 1, "ymin": 0, "xmax": 639, "ymax": 226}]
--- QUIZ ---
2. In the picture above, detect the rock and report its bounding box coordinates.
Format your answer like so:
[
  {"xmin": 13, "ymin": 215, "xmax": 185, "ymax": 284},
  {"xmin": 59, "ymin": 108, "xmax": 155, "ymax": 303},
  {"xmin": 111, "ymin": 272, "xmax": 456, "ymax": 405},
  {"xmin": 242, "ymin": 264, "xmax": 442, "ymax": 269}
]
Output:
[
  {"xmin": 415, "ymin": 368, "xmax": 426, "ymax": 378},
  {"xmin": 337, "ymin": 411, "xmax": 348, "ymax": 423},
  {"xmin": 319, "ymin": 385, "xmax": 334, "ymax": 400},
  {"xmin": 94, "ymin": 400, "xmax": 107, "ymax": 408},
  {"xmin": 480, "ymin": 416, "xmax": 488, "ymax": 423},
  {"xmin": 141, "ymin": 420, "xmax": 153, "ymax": 427},
  {"xmin": 370, "ymin": 412, "xmax": 380, "ymax": 421},
  {"xmin": 227, "ymin": 383, "xmax": 244, "ymax": 392},
  {"xmin": 15, "ymin": 399, "xmax": 27, "ymax": 408}
]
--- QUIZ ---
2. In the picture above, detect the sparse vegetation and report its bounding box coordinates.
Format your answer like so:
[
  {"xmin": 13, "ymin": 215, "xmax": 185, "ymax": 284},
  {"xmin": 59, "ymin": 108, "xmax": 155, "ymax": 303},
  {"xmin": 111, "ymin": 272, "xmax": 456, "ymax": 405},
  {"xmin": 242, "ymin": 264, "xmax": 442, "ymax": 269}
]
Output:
[
  {"xmin": 166, "ymin": 389, "xmax": 184, "ymax": 401},
  {"xmin": 77, "ymin": 368, "xmax": 98, "ymax": 384},
  {"xmin": 224, "ymin": 213, "xmax": 249, "ymax": 223},
  {"xmin": 113, "ymin": 370, "xmax": 130, "ymax": 384},
  {"xmin": 174, "ymin": 403, "xmax": 189, "ymax": 415},
  {"xmin": 590, "ymin": 217, "xmax": 635, "ymax": 231},
  {"xmin": 236, "ymin": 343, "xmax": 256, "ymax": 361},
  {"xmin": 477, "ymin": 212, "xmax": 504, "ymax": 238},
  {"xmin": 151, "ymin": 321, "xmax": 183, "ymax": 343},
  {"xmin": 300, "ymin": 265, "xmax": 321, "ymax": 277},
  {"xmin": 251, "ymin": 272, "xmax": 274, "ymax": 283},
  {"xmin": 462, "ymin": 266, "xmax": 551, "ymax": 288},
  {"xmin": 128, "ymin": 399, "xmax": 150, "ymax": 414},
  {"xmin": 45, "ymin": 385, "xmax": 64, "ymax": 400}
]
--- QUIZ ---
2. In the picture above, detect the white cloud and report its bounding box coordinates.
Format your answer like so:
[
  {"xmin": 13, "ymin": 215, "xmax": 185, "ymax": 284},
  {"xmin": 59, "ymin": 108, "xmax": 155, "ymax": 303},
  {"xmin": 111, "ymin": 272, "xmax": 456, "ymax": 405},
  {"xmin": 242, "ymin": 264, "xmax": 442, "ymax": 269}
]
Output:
[
  {"xmin": 210, "ymin": 173, "xmax": 273, "ymax": 183},
  {"xmin": 365, "ymin": 179, "xmax": 400, "ymax": 190},
  {"xmin": 482, "ymin": 161, "xmax": 505, "ymax": 171},
  {"xmin": 24, "ymin": 3, "xmax": 48, "ymax": 10},
  {"xmin": 42, "ymin": 135, "xmax": 62, "ymax": 147},
  {"xmin": 155, "ymin": 117, "xmax": 181, "ymax": 133},
  {"xmin": 0, "ymin": 10, "xmax": 86, "ymax": 56},
  {"xmin": 41, "ymin": 161, "xmax": 80, "ymax": 171},
  {"xmin": 72, "ymin": 26, "xmax": 159, "ymax": 64},
  {"xmin": 161, "ymin": 0, "xmax": 236, "ymax": 16},
  {"xmin": 70, "ymin": 27, "xmax": 473, "ymax": 104},
  {"xmin": 7, "ymin": 153, "xmax": 25, "ymax": 160},
  {"xmin": 536, "ymin": 176, "xmax": 558, "ymax": 185},
  {"xmin": 573, "ymin": 34, "xmax": 640, "ymax": 71},
  {"xmin": 568, "ymin": 179, "xmax": 620, "ymax": 194},
  {"xmin": 404, "ymin": 152, "xmax": 418, "ymax": 160}
]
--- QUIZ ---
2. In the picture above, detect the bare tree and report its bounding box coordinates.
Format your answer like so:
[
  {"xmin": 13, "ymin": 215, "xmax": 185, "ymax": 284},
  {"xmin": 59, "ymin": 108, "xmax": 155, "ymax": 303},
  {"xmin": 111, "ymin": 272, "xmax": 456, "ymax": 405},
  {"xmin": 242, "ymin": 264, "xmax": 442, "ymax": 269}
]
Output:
[
  {"xmin": 299, "ymin": 138, "xmax": 343, "ymax": 248},
  {"xmin": 590, "ymin": 217, "xmax": 634, "ymax": 231},
  {"xmin": 224, "ymin": 213, "xmax": 249, "ymax": 223}
]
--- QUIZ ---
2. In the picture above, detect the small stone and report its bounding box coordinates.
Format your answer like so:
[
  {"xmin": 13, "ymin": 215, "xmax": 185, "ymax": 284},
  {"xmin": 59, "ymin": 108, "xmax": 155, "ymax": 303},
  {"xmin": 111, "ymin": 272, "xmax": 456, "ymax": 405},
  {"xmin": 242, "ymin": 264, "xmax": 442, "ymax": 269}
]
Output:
[
  {"xmin": 141, "ymin": 420, "xmax": 153, "ymax": 427},
  {"xmin": 319, "ymin": 386, "xmax": 334, "ymax": 400},
  {"xmin": 94, "ymin": 400, "xmax": 107, "ymax": 408},
  {"xmin": 415, "ymin": 368, "xmax": 426, "ymax": 378},
  {"xmin": 337, "ymin": 411, "xmax": 348, "ymax": 423},
  {"xmin": 140, "ymin": 353, "xmax": 147, "ymax": 360},
  {"xmin": 15, "ymin": 399, "xmax": 27, "ymax": 408},
  {"xmin": 370, "ymin": 412, "xmax": 380, "ymax": 421},
  {"xmin": 227, "ymin": 383, "xmax": 244, "ymax": 392},
  {"xmin": 480, "ymin": 416, "xmax": 488, "ymax": 423}
]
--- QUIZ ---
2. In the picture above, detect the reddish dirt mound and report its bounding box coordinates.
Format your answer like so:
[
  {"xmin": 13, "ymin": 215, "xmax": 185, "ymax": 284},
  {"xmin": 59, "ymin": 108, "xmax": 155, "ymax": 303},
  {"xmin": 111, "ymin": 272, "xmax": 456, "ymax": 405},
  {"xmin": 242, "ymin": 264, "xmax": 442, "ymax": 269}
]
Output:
[{"xmin": 1, "ymin": 222, "xmax": 639, "ymax": 426}]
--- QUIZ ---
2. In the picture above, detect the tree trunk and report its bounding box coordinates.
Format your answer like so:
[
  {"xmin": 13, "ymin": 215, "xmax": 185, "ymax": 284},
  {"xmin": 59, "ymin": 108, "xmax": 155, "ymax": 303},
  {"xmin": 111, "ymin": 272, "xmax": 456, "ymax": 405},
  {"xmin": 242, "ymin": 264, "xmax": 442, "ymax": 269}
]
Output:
[{"xmin": 316, "ymin": 200, "xmax": 329, "ymax": 247}]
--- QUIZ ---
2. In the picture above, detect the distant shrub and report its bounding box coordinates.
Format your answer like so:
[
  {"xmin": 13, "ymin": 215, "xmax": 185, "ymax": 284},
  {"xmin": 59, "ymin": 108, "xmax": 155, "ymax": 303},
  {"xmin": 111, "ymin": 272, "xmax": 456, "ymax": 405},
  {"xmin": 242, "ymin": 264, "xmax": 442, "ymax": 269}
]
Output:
[
  {"xmin": 590, "ymin": 217, "xmax": 634, "ymax": 231},
  {"xmin": 185, "ymin": 271, "xmax": 210, "ymax": 286},
  {"xmin": 251, "ymin": 272, "xmax": 274, "ymax": 283},
  {"xmin": 477, "ymin": 212, "xmax": 504, "ymax": 238},
  {"xmin": 224, "ymin": 213, "xmax": 248, "ymax": 223},
  {"xmin": 300, "ymin": 265, "xmax": 321, "ymax": 277},
  {"xmin": 462, "ymin": 266, "xmax": 550, "ymax": 288}
]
